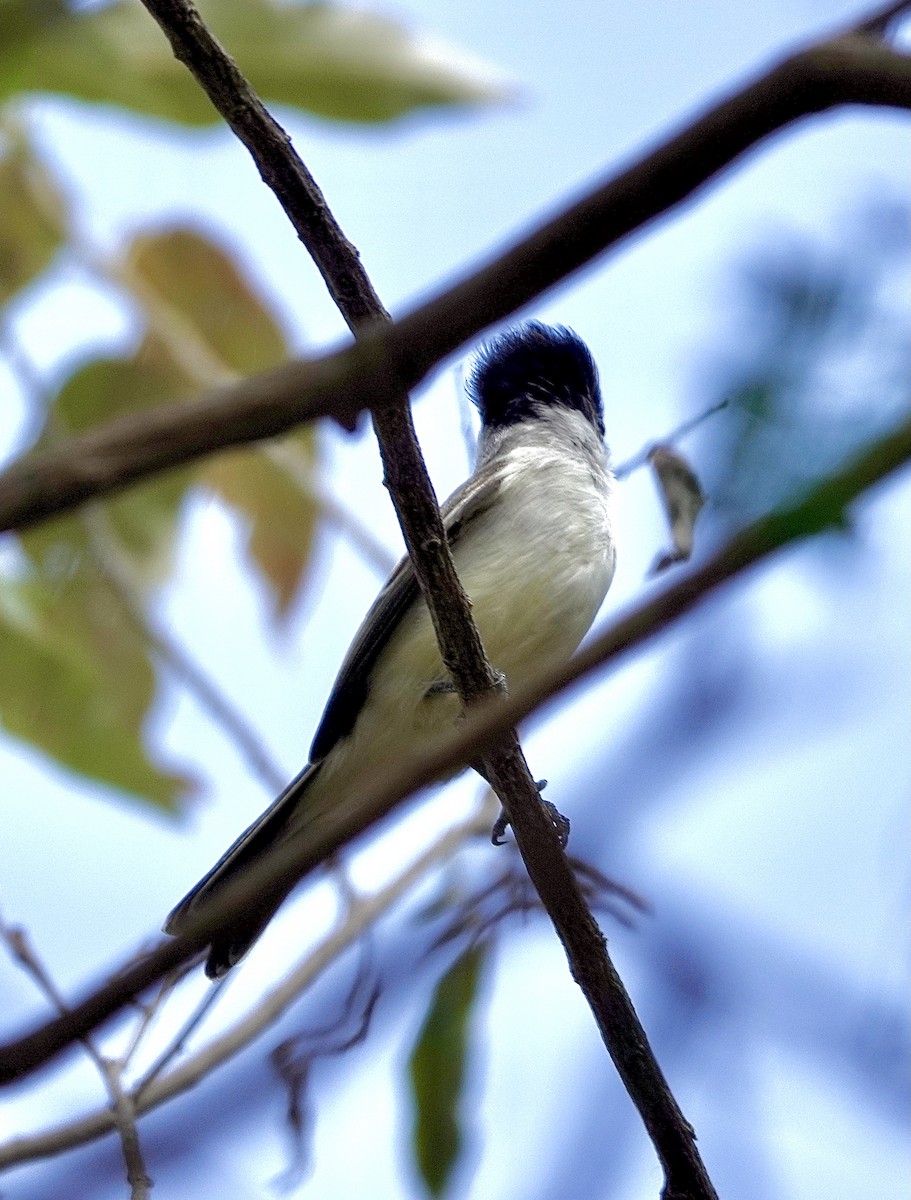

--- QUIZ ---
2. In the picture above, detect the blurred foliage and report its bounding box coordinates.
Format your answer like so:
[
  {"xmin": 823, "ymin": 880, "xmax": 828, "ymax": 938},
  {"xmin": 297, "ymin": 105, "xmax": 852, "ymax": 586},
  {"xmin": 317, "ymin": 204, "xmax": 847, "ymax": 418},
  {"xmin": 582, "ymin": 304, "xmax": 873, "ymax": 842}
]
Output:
[
  {"xmin": 613, "ymin": 203, "xmax": 911, "ymax": 773},
  {"xmin": 0, "ymin": 562, "xmax": 198, "ymax": 808},
  {"xmin": 699, "ymin": 203, "xmax": 910, "ymax": 536},
  {"xmin": 408, "ymin": 942, "xmax": 487, "ymax": 1197},
  {"xmin": 0, "ymin": 123, "xmax": 64, "ymax": 304},
  {"xmin": 126, "ymin": 229, "xmax": 289, "ymax": 375},
  {"xmin": 0, "ymin": 0, "xmax": 508, "ymax": 810},
  {"xmin": 125, "ymin": 227, "xmax": 322, "ymax": 616},
  {"xmin": 205, "ymin": 444, "xmax": 320, "ymax": 618},
  {"xmin": 0, "ymin": 125, "xmax": 321, "ymax": 808},
  {"xmin": 531, "ymin": 209, "xmax": 911, "ymax": 1200},
  {"xmin": 0, "ymin": 0, "xmax": 509, "ymax": 125}
]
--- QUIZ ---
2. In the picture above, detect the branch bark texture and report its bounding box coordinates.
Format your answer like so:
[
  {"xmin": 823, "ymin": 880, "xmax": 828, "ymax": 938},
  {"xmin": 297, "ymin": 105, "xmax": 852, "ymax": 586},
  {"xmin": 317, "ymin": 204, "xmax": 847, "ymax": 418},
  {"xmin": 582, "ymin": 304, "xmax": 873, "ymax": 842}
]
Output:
[
  {"xmin": 0, "ymin": 28, "xmax": 908, "ymax": 532},
  {"xmin": 2, "ymin": 4, "xmax": 909, "ymax": 1196},
  {"xmin": 2, "ymin": 409, "xmax": 908, "ymax": 1086},
  {"xmin": 127, "ymin": 3, "xmax": 728, "ymax": 1191}
]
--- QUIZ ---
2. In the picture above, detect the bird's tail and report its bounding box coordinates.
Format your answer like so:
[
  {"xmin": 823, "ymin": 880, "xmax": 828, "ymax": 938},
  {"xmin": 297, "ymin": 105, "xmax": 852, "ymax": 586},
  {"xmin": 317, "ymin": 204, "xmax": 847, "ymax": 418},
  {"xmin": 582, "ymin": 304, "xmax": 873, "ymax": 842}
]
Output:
[{"xmin": 165, "ymin": 762, "xmax": 322, "ymax": 978}]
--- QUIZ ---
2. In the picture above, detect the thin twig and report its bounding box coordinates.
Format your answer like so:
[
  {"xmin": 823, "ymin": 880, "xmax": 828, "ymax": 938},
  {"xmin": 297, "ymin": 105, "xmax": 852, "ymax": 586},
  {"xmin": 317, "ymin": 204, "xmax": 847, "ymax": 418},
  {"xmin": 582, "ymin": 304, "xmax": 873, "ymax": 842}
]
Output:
[
  {"xmin": 83, "ymin": 505, "xmax": 287, "ymax": 793},
  {"xmin": 0, "ymin": 913, "xmax": 153, "ymax": 1198},
  {"xmin": 455, "ymin": 360, "xmax": 478, "ymax": 470},
  {"xmin": 2, "ymin": 408, "xmax": 908, "ymax": 1092},
  {"xmin": 118, "ymin": 967, "xmax": 191, "ymax": 1074},
  {"xmin": 613, "ymin": 399, "xmax": 730, "ymax": 480},
  {"xmin": 132, "ymin": 975, "xmax": 228, "ymax": 1098},
  {"xmin": 0, "ymin": 807, "xmax": 488, "ymax": 1168}
]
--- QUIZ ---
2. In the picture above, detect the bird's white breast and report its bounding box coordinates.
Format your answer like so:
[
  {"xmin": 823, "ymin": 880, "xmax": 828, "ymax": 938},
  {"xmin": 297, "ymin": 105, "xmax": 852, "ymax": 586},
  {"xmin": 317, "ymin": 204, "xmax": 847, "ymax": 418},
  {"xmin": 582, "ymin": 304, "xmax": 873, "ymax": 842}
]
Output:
[
  {"xmin": 456, "ymin": 411, "xmax": 615, "ymax": 681},
  {"xmin": 310, "ymin": 410, "xmax": 615, "ymax": 803}
]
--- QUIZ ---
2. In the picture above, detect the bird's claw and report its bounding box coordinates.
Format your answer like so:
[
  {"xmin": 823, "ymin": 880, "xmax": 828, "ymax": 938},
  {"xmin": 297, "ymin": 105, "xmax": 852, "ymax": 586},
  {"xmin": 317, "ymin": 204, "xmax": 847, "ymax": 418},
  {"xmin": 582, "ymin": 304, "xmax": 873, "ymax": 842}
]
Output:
[
  {"xmin": 491, "ymin": 810, "xmax": 510, "ymax": 845},
  {"xmin": 490, "ymin": 779, "xmax": 569, "ymax": 847}
]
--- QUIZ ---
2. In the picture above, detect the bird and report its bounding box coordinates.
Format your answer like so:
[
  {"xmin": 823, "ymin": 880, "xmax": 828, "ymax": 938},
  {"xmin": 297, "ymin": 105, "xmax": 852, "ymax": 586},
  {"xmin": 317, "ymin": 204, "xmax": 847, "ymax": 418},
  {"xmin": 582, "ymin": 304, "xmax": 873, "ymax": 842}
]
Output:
[{"xmin": 165, "ymin": 322, "xmax": 617, "ymax": 977}]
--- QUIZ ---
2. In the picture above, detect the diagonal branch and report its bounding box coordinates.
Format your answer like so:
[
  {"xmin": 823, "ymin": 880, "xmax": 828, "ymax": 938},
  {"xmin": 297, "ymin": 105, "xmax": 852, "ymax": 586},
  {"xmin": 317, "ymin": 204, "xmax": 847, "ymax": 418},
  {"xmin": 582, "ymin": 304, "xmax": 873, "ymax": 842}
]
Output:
[
  {"xmin": 2, "ymin": 408, "xmax": 907, "ymax": 1087},
  {"xmin": 133, "ymin": 0, "xmax": 505, "ymax": 712},
  {"xmin": 1, "ymin": 5, "xmax": 907, "ymax": 1195},
  {"xmin": 131, "ymin": 2, "xmax": 717, "ymax": 1192},
  {"xmin": 0, "ymin": 24, "xmax": 907, "ymax": 532},
  {"xmin": 0, "ymin": 323, "xmax": 288, "ymax": 795}
]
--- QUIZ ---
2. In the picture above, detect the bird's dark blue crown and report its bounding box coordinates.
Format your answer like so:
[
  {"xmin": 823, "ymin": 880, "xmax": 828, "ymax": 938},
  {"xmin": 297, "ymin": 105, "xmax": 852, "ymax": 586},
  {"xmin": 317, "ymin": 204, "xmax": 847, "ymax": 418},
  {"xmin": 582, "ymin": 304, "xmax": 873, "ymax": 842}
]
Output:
[{"xmin": 468, "ymin": 322, "xmax": 603, "ymax": 436}]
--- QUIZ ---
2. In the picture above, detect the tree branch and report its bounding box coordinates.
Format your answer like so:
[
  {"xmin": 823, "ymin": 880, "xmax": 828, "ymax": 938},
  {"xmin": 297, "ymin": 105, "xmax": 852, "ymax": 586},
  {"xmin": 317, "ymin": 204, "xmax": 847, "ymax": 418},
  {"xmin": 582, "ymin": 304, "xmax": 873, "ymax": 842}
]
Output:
[
  {"xmin": 129, "ymin": 2, "xmax": 721, "ymax": 1192},
  {"xmin": 2, "ymin": 409, "xmax": 907, "ymax": 1088},
  {"xmin": 0, "ymin": 806, "xmax": 490, "ymax": 1170},
  {"xmin": 0, "ymin": 22, "xmax": 907, "ymax": 532},
  {"xmin": 2, "ymin": 6, "xmax": 907, "ymax": 1195},
  {"xmin": 129, "ymin": 0, "xmax": 509, "ymax": 713},
  {"xmin": 0, "ymin": 914, "xmax": 152, "ymax": 1198},
  {"xmin": 82, "ymin": 506, "xmax": 288, "ymax": 793}
]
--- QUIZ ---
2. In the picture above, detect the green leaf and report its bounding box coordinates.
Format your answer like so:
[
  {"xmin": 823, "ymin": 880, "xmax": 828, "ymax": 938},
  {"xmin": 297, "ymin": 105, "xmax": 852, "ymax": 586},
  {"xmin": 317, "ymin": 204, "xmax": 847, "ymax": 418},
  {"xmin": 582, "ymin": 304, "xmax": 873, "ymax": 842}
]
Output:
[
  {"xmin": 125, "ymin": 226, "xmax": 289, "ymax": 375},
  {"xmin": 5, "ymin": 341, "xmax": 199, "ymax": 806},
  {"xmin": 0, "ymin": 0, "xmax": 511, "ymax": 126},
  {"xmin": 28, "ymin": 342, "xmax": 197, "ymax": 589},
  {"xmin": 3, "ymin": 218, "xmax": 320, "ymax": 799},
  {"xmin": 0, "ymin": 0, "xmax": 218, "ymax": 124},
  {"xmin": 408, "ymin": 943, "xmax": 486, "ymax": 1197},
  {"xmin": 204, "ymin": 438, "xmax": 320, "ymax": 619},
  {"xmin": 0, "ymin": 124, "xmax": 66, "ymax": 303},
  {"xmin": 20, "ymin": 221, "xmax": 321, "ymax": 623},
  {"xmin": 0, "ymin": 576, "xmax": 197, "ymax": 809},
  {"xmin": 208, "ymin": 1, "xmax": 514, "ymax": 123},
  {"xmin": 52, "ymin": 336, "xmax": 193, "ymax": 433}
]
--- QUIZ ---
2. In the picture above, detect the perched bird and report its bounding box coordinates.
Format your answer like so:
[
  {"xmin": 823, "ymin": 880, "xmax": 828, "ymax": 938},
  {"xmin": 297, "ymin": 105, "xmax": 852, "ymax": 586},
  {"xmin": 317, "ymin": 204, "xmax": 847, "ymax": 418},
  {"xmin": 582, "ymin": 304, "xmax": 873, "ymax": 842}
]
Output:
[{"xmin": 166, "ymin": 322, "xmax": 617, "ymax": 977}]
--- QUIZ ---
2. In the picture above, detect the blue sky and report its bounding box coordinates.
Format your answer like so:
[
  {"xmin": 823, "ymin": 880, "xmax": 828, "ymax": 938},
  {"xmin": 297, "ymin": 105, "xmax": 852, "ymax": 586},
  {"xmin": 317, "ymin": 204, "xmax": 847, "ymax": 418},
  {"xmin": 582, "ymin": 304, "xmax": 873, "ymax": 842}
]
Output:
[{"xmin": 1, "ymin": 1, "xmax": 909, "ymax": 1197}]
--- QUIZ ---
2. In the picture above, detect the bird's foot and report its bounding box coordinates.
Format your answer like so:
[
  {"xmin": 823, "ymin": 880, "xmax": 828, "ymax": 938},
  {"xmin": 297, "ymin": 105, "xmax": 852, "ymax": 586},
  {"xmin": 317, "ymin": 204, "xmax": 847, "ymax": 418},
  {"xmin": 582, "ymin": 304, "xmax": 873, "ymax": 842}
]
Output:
[{"xmin": 491, "ymin": 779, "xmax": 569, "ymax": 847}]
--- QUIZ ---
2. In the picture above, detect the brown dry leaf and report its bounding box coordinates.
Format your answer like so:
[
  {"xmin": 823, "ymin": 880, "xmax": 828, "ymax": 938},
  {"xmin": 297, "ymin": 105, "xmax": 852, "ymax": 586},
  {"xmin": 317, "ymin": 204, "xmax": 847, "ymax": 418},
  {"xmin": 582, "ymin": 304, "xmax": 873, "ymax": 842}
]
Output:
[{"xmin": 647, "ymin": 444, "xmax": 706, "ymax": 575}]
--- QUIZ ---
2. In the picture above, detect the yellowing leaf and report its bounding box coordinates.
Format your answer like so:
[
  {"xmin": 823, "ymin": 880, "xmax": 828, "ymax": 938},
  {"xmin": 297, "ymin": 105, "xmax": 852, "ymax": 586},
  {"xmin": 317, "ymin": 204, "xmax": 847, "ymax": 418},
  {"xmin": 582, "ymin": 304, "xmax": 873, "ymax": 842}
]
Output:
[
  {"xmin": 0, "ymin": 0, "xmax": 511, "ymax": 126},
  {"xmin": 0, "ymin": 578, "xmax": 197, "ymax": 810},
  {"xmin": 20, "ymin": 225, "xmax": 320, "ymax": 604},
  {"xmin": 125, "ymin": 227, "xmax": 289, "ymax": 376},
  {"xmin": 205, "ymin": 437, "xmax": 320, "ymax": 618},
  {"xmin": 0, "ymin": 127, "xmax": 66, "ymax": 303},
  {"xmin": 114, "ymin": 228, "xmax": 322, "ymax": 614}
]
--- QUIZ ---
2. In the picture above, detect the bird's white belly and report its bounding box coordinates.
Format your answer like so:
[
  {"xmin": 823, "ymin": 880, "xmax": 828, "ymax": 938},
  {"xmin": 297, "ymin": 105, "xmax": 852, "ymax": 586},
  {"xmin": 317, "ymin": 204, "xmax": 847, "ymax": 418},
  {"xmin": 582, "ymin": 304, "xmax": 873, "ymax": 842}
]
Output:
[
  {"xmin": 307, "ymin": 431, "xmax": 615, "ymax": 812},
  {"xmin": 328, "ymin": 460, "xmax": 613, "ymax": 777}
]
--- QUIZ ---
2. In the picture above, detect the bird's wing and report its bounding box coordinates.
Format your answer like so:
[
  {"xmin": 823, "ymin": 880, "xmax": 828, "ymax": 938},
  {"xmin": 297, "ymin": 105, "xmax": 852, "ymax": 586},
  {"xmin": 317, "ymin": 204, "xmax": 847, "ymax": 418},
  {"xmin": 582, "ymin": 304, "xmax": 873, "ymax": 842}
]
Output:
[
  {"xmin": 164, "ymin": 468, "xmax": 501, "ymax": 951},
  {"xmin": 163, "ymin": 760, "xmax": 322, "ymax": 937},
  {"xmin": 309, "ymin": 466, "xmax": 502, "ymax": 762}
]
